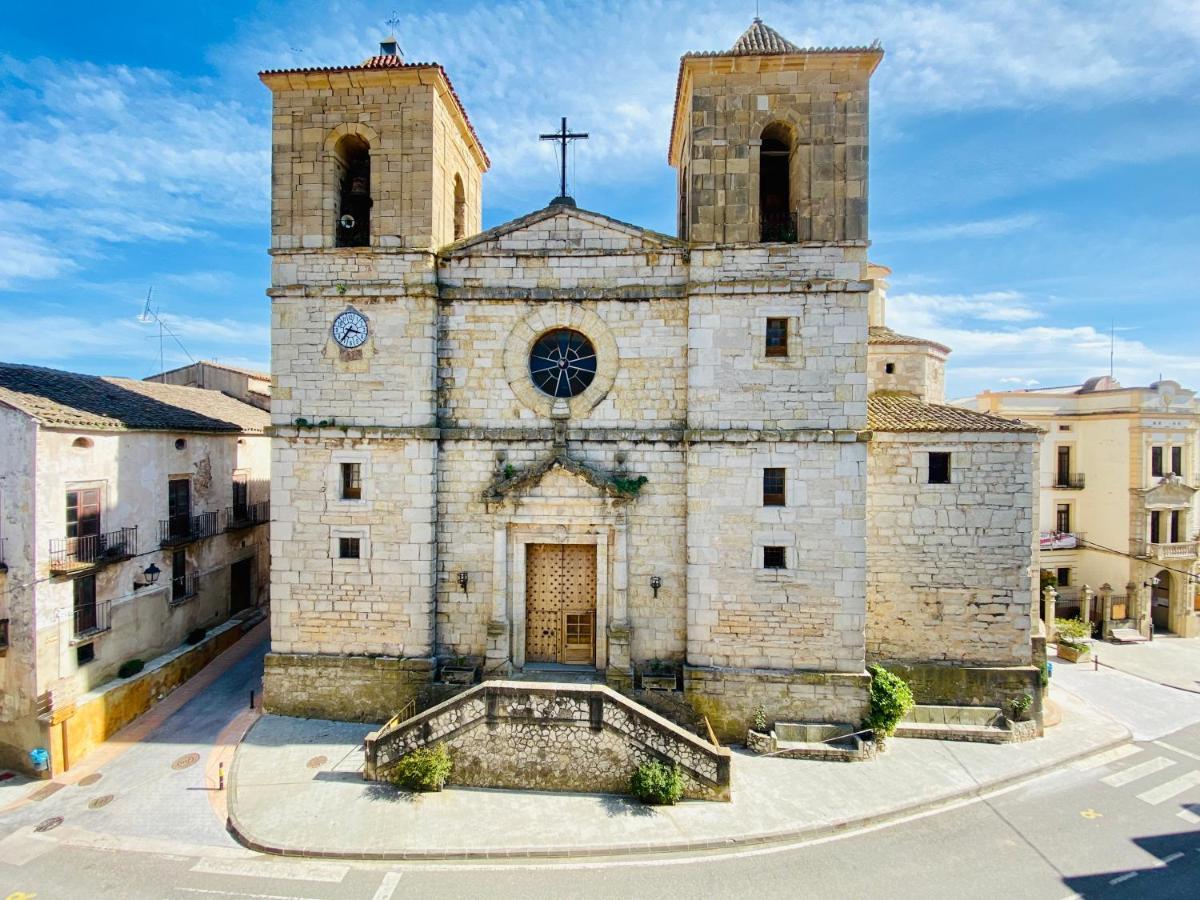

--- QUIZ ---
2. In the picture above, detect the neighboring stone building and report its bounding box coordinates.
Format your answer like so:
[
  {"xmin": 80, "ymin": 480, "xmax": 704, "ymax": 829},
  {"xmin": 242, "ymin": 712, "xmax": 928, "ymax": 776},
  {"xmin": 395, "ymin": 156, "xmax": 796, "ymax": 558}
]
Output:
[
  {"xmin": 0, "ymin": 363, "xmax": 270, "ymax": 773},
  {"xmin": 966, "ymin": 377, "xmax": 1200, "ymax": 638},
  {"xmin": 261, "ymin": 20, "xmax": 1043, "ymax": 740},
  {"xmin": 151, "ymin": 360, "xmax": 271, "ymax": 412}
]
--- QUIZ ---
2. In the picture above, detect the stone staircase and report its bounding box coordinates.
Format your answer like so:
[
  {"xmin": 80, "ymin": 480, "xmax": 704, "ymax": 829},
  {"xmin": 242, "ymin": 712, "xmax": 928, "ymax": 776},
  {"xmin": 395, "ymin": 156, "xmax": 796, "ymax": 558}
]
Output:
[
  {"xmin": 1108, "ymin": 625, "xmax": 1148, "ymax": 644},
  {"xmin": 502, "ymin": 665, "xmax": 606, "ymax": 685}
]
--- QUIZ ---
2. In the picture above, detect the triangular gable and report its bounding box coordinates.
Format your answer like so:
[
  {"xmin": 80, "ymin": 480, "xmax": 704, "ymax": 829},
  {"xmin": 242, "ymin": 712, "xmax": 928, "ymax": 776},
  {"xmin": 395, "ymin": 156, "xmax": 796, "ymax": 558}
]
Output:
[
  {"xmin": 442, "ymin": 204, "xmax": 684, "ymax": 256},
  {"xmin": 482, "ymin": 452, "xmax": 646, "ymax": 504},
  {"xmin": 1144, "ymin": 474, "xmax": 1196, "ymax": 509}
]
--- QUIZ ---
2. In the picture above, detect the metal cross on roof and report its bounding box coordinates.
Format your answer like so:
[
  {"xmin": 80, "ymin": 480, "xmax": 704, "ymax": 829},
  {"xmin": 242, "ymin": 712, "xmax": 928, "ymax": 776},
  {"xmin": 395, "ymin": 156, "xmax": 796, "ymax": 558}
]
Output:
[{"xmin": 539, "ymin": 116, "xmax": 588, "ymax": 207}]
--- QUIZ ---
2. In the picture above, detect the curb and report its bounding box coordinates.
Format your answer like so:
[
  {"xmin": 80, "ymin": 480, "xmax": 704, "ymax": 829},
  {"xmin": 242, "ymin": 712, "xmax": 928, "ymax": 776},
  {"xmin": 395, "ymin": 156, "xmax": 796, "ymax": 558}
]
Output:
[{"xmin": 225, "ymin": 725, "xmax": 1133, "ymax": 862}]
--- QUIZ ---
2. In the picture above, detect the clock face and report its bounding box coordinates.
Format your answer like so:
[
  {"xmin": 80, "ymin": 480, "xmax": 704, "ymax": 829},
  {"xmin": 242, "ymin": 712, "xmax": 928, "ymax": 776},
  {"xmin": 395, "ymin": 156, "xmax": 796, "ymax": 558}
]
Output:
[{"xmin": 332, "ymin": 310, "xmax": 368, "ymax": 349}]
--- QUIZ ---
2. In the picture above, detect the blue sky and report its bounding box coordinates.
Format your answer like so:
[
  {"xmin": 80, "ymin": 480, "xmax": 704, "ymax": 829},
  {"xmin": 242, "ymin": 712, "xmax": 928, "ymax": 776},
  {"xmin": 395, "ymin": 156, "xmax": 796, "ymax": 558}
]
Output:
[{"xmin": 0, "ymin": 0, "xmax": 1197, "ymax": 398}]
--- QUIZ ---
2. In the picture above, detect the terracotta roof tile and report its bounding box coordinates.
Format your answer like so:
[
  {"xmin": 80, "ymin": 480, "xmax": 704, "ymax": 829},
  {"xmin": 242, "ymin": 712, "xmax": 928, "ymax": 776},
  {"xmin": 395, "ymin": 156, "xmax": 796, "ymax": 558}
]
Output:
[
  {"xmin": 0, "ymin": 362, "xmax": 269, "ymax": 433},
  {"xmin": 730, "ymin": 18, "xmax": 801, "ymax": 55},
  {"xmin": 868, "ymin": 392, "xmax": 1040, "ymax": 434},
  {"xmin": 868, "ymin": 325, "xmax": 951, "ymax": 355}
]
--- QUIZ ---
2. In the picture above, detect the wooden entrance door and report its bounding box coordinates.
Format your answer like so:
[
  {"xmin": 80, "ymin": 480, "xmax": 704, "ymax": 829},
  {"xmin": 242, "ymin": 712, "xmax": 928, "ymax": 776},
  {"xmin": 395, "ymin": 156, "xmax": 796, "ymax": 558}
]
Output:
[
  {"xmin": 230, "ymin": 557, "xmax": 253, "ymax": 614},
  {"xmin": 525, "ymin": 543, "xmax": 596, "ymax": 665}
]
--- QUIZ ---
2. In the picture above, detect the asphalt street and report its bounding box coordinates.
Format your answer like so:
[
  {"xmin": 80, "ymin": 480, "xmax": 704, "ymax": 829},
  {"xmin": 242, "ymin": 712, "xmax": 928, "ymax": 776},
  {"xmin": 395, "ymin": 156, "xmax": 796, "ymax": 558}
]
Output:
[{"xmin": 2, "ymin": 639, "xmax": 1199, "ymax": 899}]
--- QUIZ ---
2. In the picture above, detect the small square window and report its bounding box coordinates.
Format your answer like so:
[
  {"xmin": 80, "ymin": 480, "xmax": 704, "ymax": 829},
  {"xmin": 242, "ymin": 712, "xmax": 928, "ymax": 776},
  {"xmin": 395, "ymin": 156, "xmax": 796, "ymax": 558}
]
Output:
[
  {"xmin": 338, "ymin": 537, "xmax": 361, "ymax": 559},
  {"xmin": 341, "ymin": 463, "xmax": 362, "ymax": 500},
  {"xmin": 1056, "ymin": 567, "xmax": 1070, "ymax": 588},
  {"xmin": 884, "ymin": 362, "xmax": 895, "ymax": 375},
  {"xmin": 928, "ymin": 452, "xmax": 951, "ymax": 485},
  {"xmin": 763, "ymin": 468, "xmax": 785, "ymax": 506},
  {"xmin": 76, "ymin": 643, "xmax": 95, "ymax": 666},
  {"xmin": 765, "ymin": 318, "xmax": 788, "ymax": 357},
  {"xmin": 763, "ymin": 546, "xmax": 786, "ymax": 569},
  {"xmin": 1058, "ymin": 424, "xmax": 1071, "ymax": 432}
]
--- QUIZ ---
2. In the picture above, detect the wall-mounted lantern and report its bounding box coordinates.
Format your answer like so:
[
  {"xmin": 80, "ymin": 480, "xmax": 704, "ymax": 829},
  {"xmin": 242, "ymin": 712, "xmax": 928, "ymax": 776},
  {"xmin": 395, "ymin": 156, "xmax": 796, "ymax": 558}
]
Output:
[
  {"xmin": 650, "ymin": 575, "xmax": 662, "ymax": 598},
  {"xmin": 1143, "ymin": 576, "xmax": 1161, "ymax": 589},
  {"xmin": 133, "ymin": 563, "xmax": 161, "ymax": 592},
  {"xmin": 457, "ymin": 571, "xmax": 469, "ymax": 593}
]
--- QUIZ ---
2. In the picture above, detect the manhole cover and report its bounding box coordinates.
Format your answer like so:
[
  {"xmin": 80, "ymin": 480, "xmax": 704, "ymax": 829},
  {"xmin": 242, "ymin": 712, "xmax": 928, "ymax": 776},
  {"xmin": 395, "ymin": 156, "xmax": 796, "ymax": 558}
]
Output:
[
  {"xmin": 87, "ymin": 794, "xmax": 115, "ymax": 810},
  {"xmin": 171, "ymin": 753, "xmax": 200, "ymax": 771},
  {"xmin": 78, "ymin": 772, "xmax": 102, "ymax": 787},
  {"xmin": 34, "ymin": 816, "xmax": 63, "ymax": 833},
  {"xmin": 29, "ymin": 782, "xmax": 64, "ymax": 802},
  {"xmin": 306, "ymin": 755, "xmax": 328, "ymax": 769}
]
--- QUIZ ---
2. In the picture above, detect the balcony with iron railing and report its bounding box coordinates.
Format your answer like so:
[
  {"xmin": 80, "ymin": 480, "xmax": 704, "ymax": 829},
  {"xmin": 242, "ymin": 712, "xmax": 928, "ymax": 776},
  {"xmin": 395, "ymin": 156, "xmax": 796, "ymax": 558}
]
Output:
[
  {"xmin": 73, "ymin": 598, "xmax": 111, "ymax": 640},
  {"xmin": 169, "ymin": 571, "xmax": 198, "ymax": 606},
  {"xmin": 49, "ymin": 526, "xmax": 138, "ymax": 575},
  {"xmin": 1135, "ymin": 540, "xmax": 1199, "ymax": 560},
  {"xmin": 224, "ymin": 500, "xmax": 270, "ymax": 532},
  {"xmin": 760, "ymin": 212, "xmax": 799, "ymax": 243},
  {"xmin": 1040, "ymin": 530, "xmax": 1085, "ymax": 551},
  {"xmin": 1052, "ymin": 473, "xmax": 1086, "ymax": 490},
  {"xmin": 158, "ymin": 511, "xmax": 219, "ymax": 547}
]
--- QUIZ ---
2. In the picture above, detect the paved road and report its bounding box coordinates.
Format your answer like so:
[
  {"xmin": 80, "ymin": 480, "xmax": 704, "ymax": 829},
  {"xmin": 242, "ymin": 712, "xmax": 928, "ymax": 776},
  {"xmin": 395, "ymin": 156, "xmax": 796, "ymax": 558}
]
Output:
[{"xmin": 3, "ymin": 641, "xmax": 1200, "ymax": 899}]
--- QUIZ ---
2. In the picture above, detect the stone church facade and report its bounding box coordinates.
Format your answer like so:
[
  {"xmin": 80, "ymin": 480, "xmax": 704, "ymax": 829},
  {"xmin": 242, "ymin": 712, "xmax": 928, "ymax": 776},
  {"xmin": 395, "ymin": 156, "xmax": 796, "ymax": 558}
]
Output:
[{"xmin": 261, "ymin": 20, "xmax": 1043, "ymax": 739}]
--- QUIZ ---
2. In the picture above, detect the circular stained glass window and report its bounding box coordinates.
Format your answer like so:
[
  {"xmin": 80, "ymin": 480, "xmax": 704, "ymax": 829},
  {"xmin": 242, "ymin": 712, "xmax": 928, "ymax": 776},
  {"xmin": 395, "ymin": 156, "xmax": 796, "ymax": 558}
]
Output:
[{"xmin": 529, "ymin": 329, "xmax": 597, "ymax": 398}]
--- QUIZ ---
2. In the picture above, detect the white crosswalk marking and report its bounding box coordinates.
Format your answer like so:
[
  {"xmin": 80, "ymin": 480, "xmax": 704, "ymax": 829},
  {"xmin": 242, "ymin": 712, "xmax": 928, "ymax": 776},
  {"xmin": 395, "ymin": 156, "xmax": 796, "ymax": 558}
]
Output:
[
  {"xmin": 372, "ymin": 872, "xmax": 403, "ymax": 900},
  {"xmin": 1178, "ymin": 808, "xmax": 1200, "ymax": 824},
  {"xmin": 190, "ymin": 857, "xmax": 350, "ymax": 883},
  {"xmin": 1100, "ymin": 756, "xmax": 1175, "ymax": 787},
  {"xmin": 1073, "ymin": 744, "xmax": 1142, "ymax": 770},
  {"xmin": 1137, "ymin": 770, "xmax": 1200, "ymax": 806}
]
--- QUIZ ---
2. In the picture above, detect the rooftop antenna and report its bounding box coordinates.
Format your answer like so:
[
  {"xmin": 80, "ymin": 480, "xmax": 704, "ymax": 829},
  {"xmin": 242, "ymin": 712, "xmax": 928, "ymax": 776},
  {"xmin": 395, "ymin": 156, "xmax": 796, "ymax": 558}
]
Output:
[
  {"xmin": 1109, "ymin": 320, "xmax": 1114, "ymax": 379},
  {"xmin": 136, "ymin": 287, "xmax": 195, "ymax": 380}
]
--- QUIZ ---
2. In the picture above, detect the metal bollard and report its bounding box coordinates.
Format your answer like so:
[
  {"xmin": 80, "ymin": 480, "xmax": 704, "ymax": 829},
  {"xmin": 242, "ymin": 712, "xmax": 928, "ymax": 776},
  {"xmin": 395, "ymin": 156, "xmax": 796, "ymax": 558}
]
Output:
[
  {"xmin": 218, "ymin": 761, "xmax": 225, "ymax": 791},
  {"xmin": 1094, "ymin": 653, "xmax": 1099, "ymax": 672},
  {"xmin": 250, "ymin": 689, "xmax": 255, "ymax": 709}
]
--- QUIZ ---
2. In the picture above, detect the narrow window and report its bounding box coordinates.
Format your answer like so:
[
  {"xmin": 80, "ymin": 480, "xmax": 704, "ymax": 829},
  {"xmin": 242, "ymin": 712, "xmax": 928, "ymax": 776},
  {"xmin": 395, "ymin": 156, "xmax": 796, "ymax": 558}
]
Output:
[
  {"xmin": 678, "ymin": 164, "xmax": 689, "ymax": 240},
  {"xmin": 341, "ymin": 463, "xmax": 362, "ymax": 500},
  {"xmin": 1170, "ymin": 510, "xmax": 1182, "ymax": 543},
  {"xmin": 1151, "ymin": 445, "xmax": 1164, "ymax": 477},
  {"xmin": 73, "ymin": 574, "xmax": 97, "ymax": 636},
  {"xmin": 1056, "ymin": 503, "xmax": 1071, "ymax": 534},
  {"xmin": 763, "ymin": 546, "xmax": 786, "ymax": 570},
  {"xmin": 334, "ymin": 134, "xmax": 371, "ymax": 248},
  {"xmin": 232, "ymin": 473, "xmax": 249, "ymax": 519},
  {"xmin": 928, "ymin": 452, "xmax": 951, "ymax": 485},
  {"xmin": 1171, "ymin": 446, "xmax": 1183, "ymax": 476},
  {"xmin": 76, "ymin": 643, "xmax": 95, "ymax": 666},
  {"xmin": 765, "ymin": 318, "xmax": 788, "ymax": 357},
  {"xmin": 763, "ymin": 468, "xmax": 786, "ymax": 506},
  {"xmin": 172, "ymin": 548, "xmax": 188, "ymax": 601},
  {"xmin": 453, "ymin": 174, "xmax": 466, "ymax": 241},
  {"xmin": 339, "ymin": 537, "xmax": 361, "ymax": 559},
  {"xmin": 66, "ymin": 488, "xmax": 101, "ymax": 539},
  {"xmin": 759, "ymin": 122, "xmax": 794, "ymax": 241},
  {"xmin": 1150, "ymin": 511, "xmax": 1161, "ymax": 544},
  {"xmin": 168, "ymin": 478, "xmax": 191, "ymax": 539},
  {"xmin": 0, "ymin": 618, "xmax": 8, "ymax": 651},
  {"xmin": 884, "ymin": 362, "xmax": 895, "ymax": 375},
  {"xmin": 1056, "ymin": 567, "xmax": 1070, "ymax": 587},
  {"xmin": 1056, "ymin": 446, "xmax": 1071, "ymax": 486}
]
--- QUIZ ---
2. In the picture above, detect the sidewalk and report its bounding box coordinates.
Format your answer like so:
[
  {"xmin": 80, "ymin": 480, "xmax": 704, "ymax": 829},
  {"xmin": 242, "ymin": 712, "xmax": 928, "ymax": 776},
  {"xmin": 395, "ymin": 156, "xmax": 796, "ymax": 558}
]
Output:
[
  {"xmin": 1084, "ymin": 635, "xmax": 1200, "ymax": 695},
  {"xmin": 228, "ymin": 688, "xmax": 1128, "ymax": 860}
]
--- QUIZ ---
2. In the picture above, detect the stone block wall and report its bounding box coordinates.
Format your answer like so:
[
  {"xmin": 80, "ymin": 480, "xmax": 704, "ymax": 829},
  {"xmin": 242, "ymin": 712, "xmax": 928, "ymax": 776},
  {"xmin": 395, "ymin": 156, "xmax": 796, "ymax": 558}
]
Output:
[
  {"xmin": 867, "ymin": 343, "xmax": 948, "ymax": 404},
  {"xmin": 263, "ymin": 652, "xmax": 436, "ymax": 722},
  {"xmin": 686, "ymin": 438, "xmax": 867, "ymax": 672},
  {"xmin": 866, "ymin": 432, "xmax": 1039, "ymax": 667}
]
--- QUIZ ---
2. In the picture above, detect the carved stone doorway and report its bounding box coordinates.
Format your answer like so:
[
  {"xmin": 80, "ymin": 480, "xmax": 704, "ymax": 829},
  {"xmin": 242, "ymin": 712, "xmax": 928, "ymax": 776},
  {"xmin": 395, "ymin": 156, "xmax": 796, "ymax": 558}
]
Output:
[{"xmin": 525, "ymin": 543, "xmax": 597, "ymax": 665}]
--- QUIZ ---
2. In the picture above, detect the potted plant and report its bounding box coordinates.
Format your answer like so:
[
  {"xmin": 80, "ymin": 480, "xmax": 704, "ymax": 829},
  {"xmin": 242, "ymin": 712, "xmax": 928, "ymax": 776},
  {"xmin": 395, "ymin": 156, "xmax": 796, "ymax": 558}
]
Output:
[
  {"xmin": 746, "ymin": 703, "xmax": 773, "ymax": 753},
  {"xmin": 1054, "ymin": 617, "xmax": 1092, "ymax": 663},
  {"xmin": 440, "ymin": 655, "xmax": 480, "ymax": 685}
]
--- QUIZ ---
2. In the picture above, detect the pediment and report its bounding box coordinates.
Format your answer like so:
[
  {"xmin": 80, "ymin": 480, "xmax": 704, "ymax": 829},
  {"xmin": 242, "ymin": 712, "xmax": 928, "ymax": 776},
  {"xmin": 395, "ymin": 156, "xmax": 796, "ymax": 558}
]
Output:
[
  {"xmin": 1144, "ymin": 474, "xmax": 1196, "ymax": 509},
  {"xmin": 482, "ymin": 452, "xmax": 646, "ymax": 505},
  {"xmin": 442, "ymin": 204, "xmax": 684, "ymax": 256}
]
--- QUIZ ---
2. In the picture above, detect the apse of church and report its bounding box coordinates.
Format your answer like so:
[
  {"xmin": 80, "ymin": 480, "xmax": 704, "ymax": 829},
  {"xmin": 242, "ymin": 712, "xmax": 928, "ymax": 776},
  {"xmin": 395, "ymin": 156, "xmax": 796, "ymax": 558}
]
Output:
[{"xmin": 260, "ymin": 21, "xmax": 1041, "ymax": 738}]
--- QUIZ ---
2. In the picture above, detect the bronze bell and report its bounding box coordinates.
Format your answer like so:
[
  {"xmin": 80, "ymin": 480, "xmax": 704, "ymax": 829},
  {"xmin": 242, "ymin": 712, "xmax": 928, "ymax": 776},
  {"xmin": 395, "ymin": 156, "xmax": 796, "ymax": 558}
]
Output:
[{"xmin": 350, "ymin": 176, "xmax": 369, "ymax": 196}]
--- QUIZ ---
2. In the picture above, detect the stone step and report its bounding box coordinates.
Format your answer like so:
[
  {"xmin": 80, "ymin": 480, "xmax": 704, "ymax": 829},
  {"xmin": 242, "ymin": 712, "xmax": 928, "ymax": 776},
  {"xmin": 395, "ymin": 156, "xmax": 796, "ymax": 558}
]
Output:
[
  {"xmin": 903, "ymin": 704, "xmax": 1003, "ymax": 727},
  {"xmin": 1109, "ymin": 627, "xmax": 1148, "ymax": 643},
  {"xmin": 503, "ymin": 666, "xmax": 605, "ymax": 685}
]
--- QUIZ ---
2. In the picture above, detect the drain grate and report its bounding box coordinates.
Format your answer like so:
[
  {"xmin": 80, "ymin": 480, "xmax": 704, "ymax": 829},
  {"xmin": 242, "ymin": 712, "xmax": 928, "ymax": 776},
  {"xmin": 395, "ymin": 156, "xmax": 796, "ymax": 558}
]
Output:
[
  {"xmin": 29, "ymin": 782, "xmax": 64, "ymax": 802},
  {"xmin": 34, "ymin": 816, "xmax": 63, "ymax": 833},
  {"xmin": 78, "ymin": 772, "xmax": 103, "ymax": 787},
  {"xmin": 87, "ymin": 794, "xmax": 115, "ymax": 810},
  {"xmin": 306, "ymin": 755, "xmax": 328, "ymax": 769},
  {"xmin": 171, "ymin": 753, "xmax": 201, "ymax": 771}
]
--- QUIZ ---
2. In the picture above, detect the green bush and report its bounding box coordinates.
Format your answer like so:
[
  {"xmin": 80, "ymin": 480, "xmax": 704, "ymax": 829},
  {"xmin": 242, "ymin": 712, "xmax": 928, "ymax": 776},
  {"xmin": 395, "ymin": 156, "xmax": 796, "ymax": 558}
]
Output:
[
  {"xmin": 1009, "ymin": 693, "xmax": 1033, "ymax": 721},
  {"xmin": 117, "ymin": 659, "xmax": 144, "ymax": 679},
  {"xmin": 630, "ymin": 760, "xmax": 684, "ymax": 805},
  {"xmin": 1055, "ymin": 617, "xmax": 1091, "ymax": 643},
  {"xmin": 389, "ymin": 744, "xmax": 453, "ymax": 792},
  {"xmin": 866, "ymin": 665, "xmax": 915, "ymax": 739},
  {"xmin": 184, "ymin": 627, "xmax": 206, "ymax": 646},
  {"xmin": 751, "ymin": 703, "xmax": 768, "ymax": 733},
  {"xmin": 1038, "ymin": 660, "xmax": 1050, "ymax": 687}
]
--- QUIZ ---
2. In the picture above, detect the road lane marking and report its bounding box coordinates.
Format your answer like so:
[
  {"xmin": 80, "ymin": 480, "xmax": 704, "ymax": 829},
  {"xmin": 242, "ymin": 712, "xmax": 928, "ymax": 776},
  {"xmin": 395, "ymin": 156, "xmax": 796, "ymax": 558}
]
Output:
[
  {"xmin": 1100, "ymin": 756, "xmax": 1175, "ymax": 787},
  {"xmin": 1179, "ymin": 809, "xmax": 1200, "ymax": 824},
  {"xmin": 1137, "ymin": 770, "xmax": 1200, "ymax": 805},
  {"xmin": 1073, "ymin": 744, "xmax": 1142, "ymax": 770},
  {"xmin": 178, "ymin": 889, "xmax": 323, "ymax": 900},
  {"xmin": 1162, "ymin": 852, "xmax": 1184, "ymax": 864},
  {"xmin": 1154, "ymin": 741, "xmax": 1200, "ymax": 763},
  {"xmin": 1108, "ymin": 872, "xmax": 1137, "ymax": 885},
  {"xmin": 371, "ymin": 872, "xmax": 403, "ymax": 900},
  {"xmin": 190, "ymin": 858, "xmax": 349, "ymax": 883}
]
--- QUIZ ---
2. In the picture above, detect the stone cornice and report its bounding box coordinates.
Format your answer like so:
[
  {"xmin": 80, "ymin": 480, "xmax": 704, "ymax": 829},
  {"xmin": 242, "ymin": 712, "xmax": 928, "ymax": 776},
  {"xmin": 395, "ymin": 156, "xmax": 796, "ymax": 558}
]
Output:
[{"xmin": 267, "ymin": 424, "xmax": 872, "ymax": 443}]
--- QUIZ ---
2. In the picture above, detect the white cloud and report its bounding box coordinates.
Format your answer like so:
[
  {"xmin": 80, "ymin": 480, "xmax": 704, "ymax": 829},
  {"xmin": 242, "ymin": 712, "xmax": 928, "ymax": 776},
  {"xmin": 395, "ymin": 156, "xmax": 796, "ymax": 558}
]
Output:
[{"xmin": 878, "ymin": 213, "xmax": 1042, "ymax": 243}]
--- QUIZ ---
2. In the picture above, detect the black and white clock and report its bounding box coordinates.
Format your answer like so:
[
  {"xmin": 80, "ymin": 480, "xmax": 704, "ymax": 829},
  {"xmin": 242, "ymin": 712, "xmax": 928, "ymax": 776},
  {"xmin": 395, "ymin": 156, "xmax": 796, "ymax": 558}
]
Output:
[{"xmin": 332, "ymin": 309, "xmax": 368, "ymax": 349}]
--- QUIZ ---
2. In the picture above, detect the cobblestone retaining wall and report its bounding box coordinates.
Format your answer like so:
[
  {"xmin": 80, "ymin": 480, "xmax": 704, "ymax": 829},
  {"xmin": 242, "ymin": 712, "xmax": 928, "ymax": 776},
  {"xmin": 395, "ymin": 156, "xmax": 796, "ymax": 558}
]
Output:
[{"xmin": 263, "ymin": 652, "xmax": 437, "ymax": 722}]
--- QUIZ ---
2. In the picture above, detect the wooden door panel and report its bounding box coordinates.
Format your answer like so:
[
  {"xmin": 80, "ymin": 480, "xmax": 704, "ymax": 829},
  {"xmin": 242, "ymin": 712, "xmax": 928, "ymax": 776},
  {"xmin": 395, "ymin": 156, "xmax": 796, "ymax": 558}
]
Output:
[
  {"xmin": 525, "ymin": 543, "xmax": 597, "ymax": 665},
  {"xmin": 526, "ymin": 544, "xmax": 559, "ymax": 663}
]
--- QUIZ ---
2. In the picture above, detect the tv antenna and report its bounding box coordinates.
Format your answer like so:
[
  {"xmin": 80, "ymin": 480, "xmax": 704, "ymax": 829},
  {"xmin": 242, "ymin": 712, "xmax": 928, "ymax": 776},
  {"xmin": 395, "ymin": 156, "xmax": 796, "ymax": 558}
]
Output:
[{"xmin": 137, "ymin": 286, "xmax": 195, "ymax": 380}]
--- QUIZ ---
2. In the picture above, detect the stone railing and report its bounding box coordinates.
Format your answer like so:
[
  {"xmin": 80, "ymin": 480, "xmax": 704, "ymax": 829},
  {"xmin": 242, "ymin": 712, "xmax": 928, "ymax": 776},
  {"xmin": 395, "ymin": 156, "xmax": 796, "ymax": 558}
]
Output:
[
  {"xmin": 364, "ymin": 680, "xmax": 731, "ymax": 801},
  {"xmin": 1136, "ymin": 540, "xmax": 1198, "ymax": 560}
]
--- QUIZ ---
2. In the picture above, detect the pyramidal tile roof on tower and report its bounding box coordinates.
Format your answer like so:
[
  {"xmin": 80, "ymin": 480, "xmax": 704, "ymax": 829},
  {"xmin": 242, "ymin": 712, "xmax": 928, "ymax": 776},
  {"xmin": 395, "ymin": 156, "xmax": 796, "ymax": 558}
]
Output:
[{"xmin": 731, "ymin": 17, "xmax": 801, "ymax": 54}]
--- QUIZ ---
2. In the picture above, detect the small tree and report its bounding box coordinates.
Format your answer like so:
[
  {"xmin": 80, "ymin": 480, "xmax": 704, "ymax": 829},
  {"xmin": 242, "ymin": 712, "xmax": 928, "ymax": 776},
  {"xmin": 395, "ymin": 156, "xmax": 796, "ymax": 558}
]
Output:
[
  {"xmin": 389, "ymin": 744, "xmax": 453, "ymax": 792},
  {"xmin": 630, "ymin": 760, "xmax": 684, "ymax": 805},
  {"xmin": 866, "ymin": 665, "xmax": 915, "ymax": 741}
]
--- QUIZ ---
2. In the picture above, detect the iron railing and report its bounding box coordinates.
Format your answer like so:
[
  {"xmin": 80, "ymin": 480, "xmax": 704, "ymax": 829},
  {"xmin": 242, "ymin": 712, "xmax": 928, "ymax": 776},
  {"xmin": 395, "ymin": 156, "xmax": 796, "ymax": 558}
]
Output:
[
  {"xmin": 760, "ymin": 212, "xmax": 798, "ymax": 243},
  {"xmin": 0, "ymin": 536, "xmax": 6, "ymax": 572},
  {"xmin": 159, "ymin": 511, "xmax": 219, "ymax": 547},
  {"xmin": 169, "ymin": 571, "xmax": 198, "ymax": 605},
  {"xmin": 73, "ymin": 599, "xmax": 111, "ymax": 639},
  {"xmin": 1053, "ymin": 473, "xmax": 1086, "ymax": 489},
  {"xmin": 224, "ymin": 500, "xmax": 270, "ymax": 531},
  {"xmin": 1040, "ymin": 531, "xmax": 1084, "ymax": 551},
  {"xmin": 1136, "ymin": 540, "xmax": 1198, "ymax": 560},
  {"xmin": 49, "ymin": 527, "xmax": 137, "ymax": 574}
]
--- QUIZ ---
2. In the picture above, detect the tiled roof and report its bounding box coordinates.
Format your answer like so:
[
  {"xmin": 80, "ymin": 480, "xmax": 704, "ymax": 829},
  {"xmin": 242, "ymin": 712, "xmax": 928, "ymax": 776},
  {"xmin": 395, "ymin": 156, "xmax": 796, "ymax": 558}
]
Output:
[
  {"xmin": 151, "ymin": 360, "xmax": 270, "ymax": 382},
  {"xmin": 868, "ymin": 326, "xmax": 951, "ymax": 355},
  {"xmin": 0, "ymin": 362, "xmax": 269, "ymax": 433},
  {"xmin": 730, "ymin": 18, "xmax": 801, "ymax": 55},
  {"xmin": 868, "ymin": 392, "xmax": 1040, "ymax": 434},
  {"xmin": 258, "ymin": 60, "xmax": 489, "ymax": 169}
]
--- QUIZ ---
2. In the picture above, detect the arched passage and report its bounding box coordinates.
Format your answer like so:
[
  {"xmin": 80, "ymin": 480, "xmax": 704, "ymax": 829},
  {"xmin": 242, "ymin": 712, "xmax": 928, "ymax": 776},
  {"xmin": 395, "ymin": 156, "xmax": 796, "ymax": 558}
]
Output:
[
  {"xmin": 759, "ymin": 122, "xmax": 794, "ymax": 242},
  {"xmin": 1151, "ymin": 568, "xmax": 1173, "ymax": 632},
  {"xmin": 333, "ymin": 133, "xmax": 371, "ymax": 247}
]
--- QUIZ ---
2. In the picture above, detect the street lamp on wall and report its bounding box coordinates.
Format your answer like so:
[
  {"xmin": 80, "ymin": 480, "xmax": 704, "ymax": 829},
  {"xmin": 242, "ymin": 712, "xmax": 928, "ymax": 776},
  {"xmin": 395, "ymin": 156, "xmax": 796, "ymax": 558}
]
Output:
[
  {"xmin": 132, "ymin": 563, "xmax": 161, "ymax": 592},
  {"xmin": 650, "ymin": 575, "xmax": 662, "ymax": 598},
  {"xmin": 457, "ymin": 571, "xmax": 469, "ymax": 593}
]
